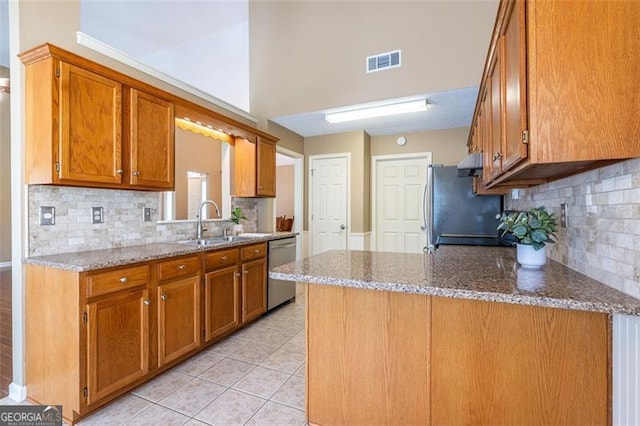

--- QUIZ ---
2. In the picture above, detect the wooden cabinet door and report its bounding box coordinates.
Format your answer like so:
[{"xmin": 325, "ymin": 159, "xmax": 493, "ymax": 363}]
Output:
[
  {"xmin": 488, "ymin": 38, "xmax": 504, "ymax": 181},
  {"xmin": 86, "ymin": 288, "xmax": 149, "ymax": 405},
  {"xmin": 501, "ymin": 0, "xmax": 528, "ymax": 172},
  {"xmin": 158, "ymin": 276, "xmax": 201, "ymax": 366},
  {"xmin": 128, "ymin": 89, "xmax": 175, "ymax": 189},
  {"xmin": 58, "ymin": 61, "xmax": 122, "ymax": 185},
  {"xmin": 233, "ymin": 137, "xmax": 256, "ymax": 196},
  {"xmin": 256, "ymin": 138, "xmax": 276, "ymax": 196},
  {"xmin": 241, "ymin": 258, "xmax": 267, "ymax": 323},
  {"xmin": 204, "ymin": 265, "xmax": 241, "ymax": 342},
  {"xmin": 430, "ymin": 297, "xmax": 610, "ymax": 425}
]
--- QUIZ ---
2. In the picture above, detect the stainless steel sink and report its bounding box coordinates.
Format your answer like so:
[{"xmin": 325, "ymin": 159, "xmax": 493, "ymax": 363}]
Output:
[{"xmin": 176, "ymin": 235, "xmax": 258, "ymax": 246}]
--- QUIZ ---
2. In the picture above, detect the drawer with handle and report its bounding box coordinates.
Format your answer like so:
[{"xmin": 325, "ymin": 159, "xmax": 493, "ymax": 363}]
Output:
[
  {"xmin": 241, "ymin": 243, "xmax": 267, "ymax": 261},
  {"xmin": 204, "ymin": 248, "xmax": 238, "ymax": 271},
  {"xmin": 157, "ymin": 256, "xmax": 200, "ymax": 281},
  {"xmin": 86, "ymin": 264, "xmax": 150, "ymax": 298}
]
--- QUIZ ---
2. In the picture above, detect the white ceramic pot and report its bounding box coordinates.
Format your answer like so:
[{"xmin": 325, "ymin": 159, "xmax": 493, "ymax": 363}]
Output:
[
  {"xmin": 517, "ymin": 244, "xmax": 547, "ymax": 269},
  {"xmin": 233, "ymin": 224, "xmax": 244, "ymax": 235}
]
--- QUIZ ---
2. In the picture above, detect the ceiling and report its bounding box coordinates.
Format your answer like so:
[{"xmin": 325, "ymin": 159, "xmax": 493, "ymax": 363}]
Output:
[
  {"xmin": 271, "ymin": 87, "xmax": 479, "ymax": 138},
  {"xmin": 79, "ymin": 0, "xmax": 493, "ymax": 139}
]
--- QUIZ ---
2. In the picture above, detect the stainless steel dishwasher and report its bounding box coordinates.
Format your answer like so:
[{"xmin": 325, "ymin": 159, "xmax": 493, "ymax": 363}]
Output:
[{"xmin": 267, "ymin": 237, "xmax": 297, "ymax": 310}]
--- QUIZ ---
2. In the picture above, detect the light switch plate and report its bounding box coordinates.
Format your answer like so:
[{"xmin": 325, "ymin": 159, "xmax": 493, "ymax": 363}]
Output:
[
  {"xmin": 560, "ymin": 203, "xmax": 568, "ymax": 228},
  {"xmin": 143, "ymin": 207, "xmax": 152, "ymax": 222},
  {"xmin": 40, "ymin": 206, "xmax": 55, "ymax": 226},
  {"xmin": 92, "ymin": 207, "xmax": 104, "ymax": 224}
]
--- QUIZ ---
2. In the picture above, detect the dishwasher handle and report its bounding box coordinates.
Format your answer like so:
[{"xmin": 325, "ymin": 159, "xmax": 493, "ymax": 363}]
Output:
[{"xmin": 271, "ymin": 243, "xmax": 296, "ymax": 249}]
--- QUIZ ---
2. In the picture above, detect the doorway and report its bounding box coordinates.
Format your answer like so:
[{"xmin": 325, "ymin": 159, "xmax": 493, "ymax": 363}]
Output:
[
  {"xmin": 309, "ymin": 154, "xmax": 349, "ymax": 256},
  {"xmin": 372, "ymin": 153, "xmax": 431, "ymax": 253},
  {"xmin": 274, "ymin": 147, "xmax": 304, "ymax": 260}
]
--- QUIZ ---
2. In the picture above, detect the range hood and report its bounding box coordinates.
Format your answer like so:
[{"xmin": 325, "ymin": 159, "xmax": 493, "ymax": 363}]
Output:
[{"xmin": 456, "ymin": 152, "xmax": 483, "ymax": 177}]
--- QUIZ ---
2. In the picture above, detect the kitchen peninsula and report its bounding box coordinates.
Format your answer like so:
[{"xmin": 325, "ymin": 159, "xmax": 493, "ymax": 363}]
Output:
[{"xmin": 270, "ymin": 247, "xmax": 640, "ymax": 425}]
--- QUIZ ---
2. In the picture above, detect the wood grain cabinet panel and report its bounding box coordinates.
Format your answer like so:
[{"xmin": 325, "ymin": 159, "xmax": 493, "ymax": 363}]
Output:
[
  {"xmin": 241, "ymin": 258, "xmax": 267, "ymax": 323},
  {"xmin": 86, "ymin": 288, "xmax": 149, "ymax": 405},
  {"xmin": 234, "ymin": 137, "xmax": 277, "ymax": 197},
  {"xmin": 204, "ymin": 265, "xmax": 241, "ymax": 342},
  {"xmin": 127, "ymin": 88, "xmax": 174, "ymax": 189},
  {"xmin": 430, "ymin": 297, "xmax": 610, "ymax": 425},
  {"xmin": 157, "ymin": 276, "xmax": 201, "ymax": 366},
  {"xmin": 471, "ymin": 0, "xmax": 640, "ymax": 187}
]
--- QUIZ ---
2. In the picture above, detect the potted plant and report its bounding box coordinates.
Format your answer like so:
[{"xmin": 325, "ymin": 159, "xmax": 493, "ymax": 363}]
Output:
[
  {"xmin": 497, "ymin": 206, "xmax": 558, "ymax": 269},
  {"xmin": 230, "ymin": 207, "xmax": 247, "ymax": 235}
]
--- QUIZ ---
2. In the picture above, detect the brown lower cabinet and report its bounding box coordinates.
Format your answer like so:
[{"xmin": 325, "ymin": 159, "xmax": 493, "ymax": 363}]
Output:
[
  {"xmin": 25, "ymin": 243, "xmax": 267, "ymax": 424},
  {"xmin": 306, "ymin": 284, "xmax": 611, "ymax": 426}
]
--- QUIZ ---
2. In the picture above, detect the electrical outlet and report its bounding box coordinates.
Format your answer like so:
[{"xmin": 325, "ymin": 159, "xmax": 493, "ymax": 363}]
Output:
[
  {"xmin": 40, "ymin": 206, "xmax": 55, "ymax": 226},
  {"xmin": 92, "ymin": 207, "xmax": 104, "ymax": 224},
  {"xmin": 560, "ymin": 203, "xmax": 568, "ymax": 228},
  {"xmin": 143, "ymin": 207, "xmax": 152, "ymax": 222}
]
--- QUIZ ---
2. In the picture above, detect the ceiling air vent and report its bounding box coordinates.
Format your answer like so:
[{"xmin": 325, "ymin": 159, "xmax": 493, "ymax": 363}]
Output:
[{"xmin": 367, "ymin": 50, "xmax": 401, "ymax": 73}]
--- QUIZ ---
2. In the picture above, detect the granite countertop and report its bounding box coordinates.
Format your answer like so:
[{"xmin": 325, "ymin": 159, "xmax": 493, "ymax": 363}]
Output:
[
  {"xmin": 24, "ymin": 232, "xmax": 297, "ymax": 272},
  {"xmin": 269, "ymin": 247, "xmax": 640, "ymax": 316}
]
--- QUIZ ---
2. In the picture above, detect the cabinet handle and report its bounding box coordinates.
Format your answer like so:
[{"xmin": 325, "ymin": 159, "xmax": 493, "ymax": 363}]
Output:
[
  {"xmin": 235, "ymin": 272, "xmax": 241, "ymax": 277},
  {"xmin": 244, "ymin": 270, "xmax": 249, "ymax": 275},
  {"xmin": 143, "ymin": 299, "xmax": 151, "ymax": 306},
  {"xmin": 132, "ymin": 171, "xmax": 141, "ymax": 176},
  {"xmin": 221, "ymin": 256, "xmax": 228, "ymax": 261},
  {"xmin": 119, "ymin": 277, "xmax": 128, "ymax": 283},
  {"xmin": 161, "ymin": 294, "xmax": 168, "ymax": 301},
  {"xmin": 178, "ymin": 264, "xmax": 186, "ymax": 270},
  {"xmin": 493, "ymin": 152, "xmax": 503, "ymax": 162},
  {"xmin": 254, "ymin": 249, "xmax": 260, "ymax": 254},
  {"xmin": 115, "ymin": 169, "xmax": 123, "ymax": 174}
]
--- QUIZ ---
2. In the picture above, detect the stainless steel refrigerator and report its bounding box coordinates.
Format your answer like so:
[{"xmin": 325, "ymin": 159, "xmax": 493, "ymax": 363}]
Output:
[{"xmin": 422, "ymin": 165, "xmax": 509, "ymax": 252}]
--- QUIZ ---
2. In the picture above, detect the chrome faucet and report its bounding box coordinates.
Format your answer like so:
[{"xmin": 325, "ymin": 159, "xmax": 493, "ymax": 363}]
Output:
[{"xmin": 196, "ymin": 200, "xmax": 221, "ymax": 239}]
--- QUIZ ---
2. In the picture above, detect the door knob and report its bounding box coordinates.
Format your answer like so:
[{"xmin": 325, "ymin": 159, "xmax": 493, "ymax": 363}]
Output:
[
  {"xmin": 420, "ymin": 225, "xmax": 426, "ymax": 231},
  {"xmin": 340, "ymin": 224, "xmax": 346, "ymax": 230}
]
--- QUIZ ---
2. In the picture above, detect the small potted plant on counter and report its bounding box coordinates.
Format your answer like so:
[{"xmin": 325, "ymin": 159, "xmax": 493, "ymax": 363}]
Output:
[
  {"xmin": 230, "ymin": 207, "xmax": 247, "ymax": 235},
  {"xmin": 497, "ymin": 206, "xmax": 558, "ymax": 269}
]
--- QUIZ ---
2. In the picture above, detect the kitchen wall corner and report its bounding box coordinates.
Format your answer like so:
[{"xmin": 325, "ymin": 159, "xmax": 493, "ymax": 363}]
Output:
[{"xmin": 505, "ymin": 158, "xmax": 640, "ymax": 299}]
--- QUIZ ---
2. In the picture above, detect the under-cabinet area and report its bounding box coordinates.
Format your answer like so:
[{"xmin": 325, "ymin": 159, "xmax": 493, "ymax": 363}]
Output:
[{"xmin": 24, "ymin": 241, "xmax": 269, "ymax": 424}]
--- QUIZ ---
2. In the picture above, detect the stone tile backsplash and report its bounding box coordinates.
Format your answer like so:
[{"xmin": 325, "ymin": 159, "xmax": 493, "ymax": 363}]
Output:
[
  {"xmin": 28, "ymin": 186, "xmax": 257, "ymax": 257},
  {"xmin": 506, "ymin": 158, "xmax": 640, "ymax": 299}
]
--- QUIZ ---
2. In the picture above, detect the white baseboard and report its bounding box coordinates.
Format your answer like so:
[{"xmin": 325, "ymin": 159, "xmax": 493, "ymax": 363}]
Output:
[
  {"xmin": 349, "ymin": 232, "xmax": 371, "ymax": 251},
  {"xmin": 9, "ymin": 383, "xmax": 27, "ymax": 402},
  {"xmin": 0, "ymin": 261, "xmax": 12, "ymax": 269}
]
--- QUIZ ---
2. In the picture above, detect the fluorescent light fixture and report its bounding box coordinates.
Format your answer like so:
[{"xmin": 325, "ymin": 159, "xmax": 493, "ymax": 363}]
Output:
[{"xmin": 325, "ymin": 99, "xmax": 427, "ymax": 123}]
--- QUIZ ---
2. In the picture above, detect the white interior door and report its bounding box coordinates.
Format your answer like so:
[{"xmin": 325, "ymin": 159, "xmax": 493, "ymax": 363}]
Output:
[
  {"xmin": 310, "ymin": 155, "xmax": 348, "ymax": 255},
  {"xmin": 375, "ymin": 157, "xmax": 427, "ymax": 253}
]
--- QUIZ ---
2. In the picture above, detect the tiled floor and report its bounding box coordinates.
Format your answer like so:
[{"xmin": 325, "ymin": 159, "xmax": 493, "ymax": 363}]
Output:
[{"xmin": 1, "ymin": 283, "xmax": 307, "ymax": 425}]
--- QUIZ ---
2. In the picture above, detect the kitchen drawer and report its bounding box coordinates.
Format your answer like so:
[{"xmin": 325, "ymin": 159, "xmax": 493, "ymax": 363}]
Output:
[
  {"xmin": 157, "ymin": 256, "xmax": 200, "ymax": 281},
  {"xmin": 204, "ymin": 248, "xmax": 238, "ymax": 271},
  {"xmin": 241, "ymin": 243, "xmax": 267, "ymax": 261},
  {"xmin": 87, "ymin": 264, "xmax": 150, "ymax": 298}
]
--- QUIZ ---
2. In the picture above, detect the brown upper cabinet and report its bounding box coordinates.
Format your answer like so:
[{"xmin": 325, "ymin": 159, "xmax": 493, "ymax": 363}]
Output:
[
  {"xmin": 471, "ymin": 0, "xmax": 640, "ymax": 187},
  {"xmin": 234, "ymin": 136, "xmax": 277, "ymax": 197},
  {"xmin": 21, "ymin": 45, "xmax": 175, "ymax": 191}
]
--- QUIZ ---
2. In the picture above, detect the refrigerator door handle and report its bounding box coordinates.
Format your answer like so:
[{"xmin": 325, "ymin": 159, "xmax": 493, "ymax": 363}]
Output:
[{"xmin": 423, "ymin": 167, "xmax": 437, "ymax": 254}]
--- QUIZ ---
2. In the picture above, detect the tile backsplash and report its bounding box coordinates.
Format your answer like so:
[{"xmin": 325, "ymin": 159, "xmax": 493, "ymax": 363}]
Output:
[
  {"xmin": 28, "ymin": 186, "xmax": 257, "ymax": 257},
  {"xmin": 506, "ymin": 158, "xmax": 640, "ymax": 299}
]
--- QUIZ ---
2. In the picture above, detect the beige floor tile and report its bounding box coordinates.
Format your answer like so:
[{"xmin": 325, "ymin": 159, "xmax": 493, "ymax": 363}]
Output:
[
  {"xmin": 227, "ymin": 341, "xmax": 279, "ymax": 364},
  {"xmin": 232, "ymin": 366, "xmax": 290, "ymax": 399},
  {"xmin": 293, "ymin": 362, "xmax": 305, "ymax": 378},
  {"xmin": 183, "ymin": 420, "xmax": 210, "ymax": 426},
  {"xmin": 131, "ymin": 370, "xmax": 192, "ymax": 402},
  {"xmin": 279, "ymin": 337, "xmax": 305, "ymax": 354},
  {"xmin": 77, "ymin": 394, "xmax": 151, "ymax": 425},
  {"xmin": 259, "ymin": 346, "xmax": 305, "ymax": 374},
  {"xmin": 125, "ymin": 404, "xmax": 190, "ymax": 425},
  {"xmin": 245, "ymin": 401, "xmax": 306, "ymax": 425},
  {"xmin": 194, "ymin": 389, "xmax": 265, "ymax": 425},
  {"xmin": 209, "ymin": 336, "xmax": 250, "ymax": 356},
  {"xmin": 198, "ymin": 357, "xmax": 254, "ymax": 386},
  {"xmin": 234, "ymin": 324, "xmax": 295, "ymax": 347},
  {"xmin": 158, "ymin": 377, "xmax": 226, "ymax": 416},
  {"xmin": 173, "ymin": 349, "xmax": 225, "ymax": 376},
  {"xmin": 271, "ymin": 375, "xmax": 305, "ymax": 411}
]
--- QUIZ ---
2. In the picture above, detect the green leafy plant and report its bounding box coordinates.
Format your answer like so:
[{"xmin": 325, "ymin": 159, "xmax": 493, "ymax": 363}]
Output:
[
  {"xmin": 497, "ymin": 206, "xmax": 558, "ymax": 250},
  {"xmin": 230, "ymin": 207, "xmax": 247, "ymax": 224}
]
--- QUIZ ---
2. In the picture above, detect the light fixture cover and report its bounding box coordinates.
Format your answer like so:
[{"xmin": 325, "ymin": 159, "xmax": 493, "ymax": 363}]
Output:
[{"xmin": 325, "ymin": 99, "xmax": 427, "ymax": 123}]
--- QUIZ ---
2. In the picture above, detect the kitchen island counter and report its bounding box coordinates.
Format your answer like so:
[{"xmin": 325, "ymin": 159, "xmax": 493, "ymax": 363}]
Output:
[{"xmin": 270, "ymin": 246, "xmax": 640, "ymax": 316}]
